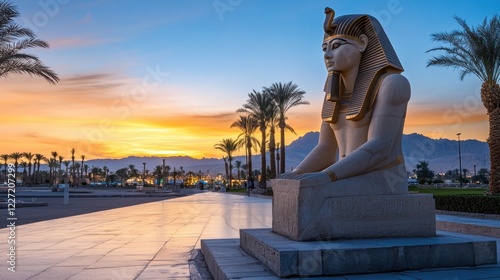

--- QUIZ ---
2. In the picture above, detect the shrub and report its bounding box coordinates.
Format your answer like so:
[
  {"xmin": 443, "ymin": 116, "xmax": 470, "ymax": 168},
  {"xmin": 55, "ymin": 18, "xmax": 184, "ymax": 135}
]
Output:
[
  {"xmin": 434, "ymin": 195, "xmax": 500, "ymax": 214},
  {"xmin": 263, "ymin": 187, "xmax": 273, "ymax": 196}
]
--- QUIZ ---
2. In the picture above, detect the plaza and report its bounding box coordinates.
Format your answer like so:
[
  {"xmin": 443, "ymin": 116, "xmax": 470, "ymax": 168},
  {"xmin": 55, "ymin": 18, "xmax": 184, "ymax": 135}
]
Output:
[{"xmin": 1, "ymin": 191, "xmax": 500, "ymax": 279}]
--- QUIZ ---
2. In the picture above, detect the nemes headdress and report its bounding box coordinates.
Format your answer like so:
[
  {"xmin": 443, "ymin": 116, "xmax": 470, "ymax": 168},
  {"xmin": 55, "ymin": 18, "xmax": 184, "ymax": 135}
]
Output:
[{"xmin": 321, "ymin": 8, "xmax": 404, "ymax": 123}]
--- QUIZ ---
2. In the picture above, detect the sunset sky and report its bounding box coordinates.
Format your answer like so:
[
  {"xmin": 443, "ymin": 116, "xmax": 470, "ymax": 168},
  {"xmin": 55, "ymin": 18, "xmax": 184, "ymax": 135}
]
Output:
[{"xmin": 2, "ymin": 0, "xmax": 498, "ymax": 160}]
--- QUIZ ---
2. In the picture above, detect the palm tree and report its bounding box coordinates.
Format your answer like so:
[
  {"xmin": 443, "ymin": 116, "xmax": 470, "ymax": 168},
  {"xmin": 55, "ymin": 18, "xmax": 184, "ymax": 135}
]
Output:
[
  {"xmin": 50, "ymin": 151, "xmax": 58, "ymax": 183},
  {"xmin": 70, "ymin": 148, "xmax": 75, "ymax": 186},
  {"xmin": 415, "ymin": 161, "xmax": 435, "ymax": 185},
  {"xmin": 154, "ymin": 165, "xmax": 163, "ymax": 186},
  {"xmin": 22, "ymin": 152, "xmax": 34, "ymax": 184},
  {"xmin": 237, "ymin": 90, "xmax": 273, "ymax": 188},
  {"xmin": 44, "ymin": 157, "xmax": 57, "ymax": 185},
  {"xmin": 128, "ymin": 164, "xmax": 139, "ymax": 182},
  {"xmin": 230, "ymin": 115, "xmax": 260, "ymax": 183},
  {"xmin": 34, "ymin": 153, "xmax": 45, "ymax": 184},
  {"xmin": 74, "ymin": 162, "xmax": 81, "ymax": 181},
  {"xmin": 172, "ymin": 167, "xmax": 177, "ymax": 186},
  {"xmin": 63, "ymin": 160, "xmax": 70, "ymax": 182},
  {"xmin": 57, "ymin": 155, "xmax": 63, "ymax": 184},
  {"xmin": 0, "ymin": 154, "xmax": 8, "ymax": 183},
  {"xmin": 164, "ymin": 165, "xmax": 171, "ymax": 185},
  {"xmin": 241, "ymin": 163, "xmax": 248, "ymax": 179},
  {"xmin": 9, "ymin": 152, "xmax": 22, "ymax": 182},
  {"xmin": 19, "ymin": 161, "xmax": 27, "ymax": 184},
  {"xmin": 234, "ymin": 160, "xmax": 242, "ymax": 181},
  {"xmin": 115, "ymin": 167, "xmax": 129, "ymax": 185},
  {"xmin": 103, "ymin": 165, "xmax": 108, "ymax": 184},
  {"xmin": 80, "ymin": 155, "xmax": 85, "ymax": 184},
  {"xmin": 83, "ymin": 164, "xmax": 89, "ymax": 179},
  {"xmin": 0, "ymin": 1, "xmax": 59, "ymax": 84},
  {"xmin": 266, "ymin": 100, "xmax": 279, "ymax": 179},
  {"xmin": 427, "ymin": 15, "xmax": 500, "ymax": 194},
  {"xmin": 179, "ymin": 166, "xmax": 185, "ymax": 184},
  {"xmin": 214, "ymin": 138, "xmax": 239, "ymax": 188},
  {"xmin": 221, "ymin": 157, "xmax": 228, "ymax": 184},
  {"xmin": 265, "ymin": 82, "xmax": 309, "ymax": 174}
]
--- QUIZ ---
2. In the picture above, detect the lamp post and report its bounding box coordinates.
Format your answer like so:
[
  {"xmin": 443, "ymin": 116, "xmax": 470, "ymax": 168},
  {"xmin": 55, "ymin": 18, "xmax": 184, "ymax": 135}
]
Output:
[
  {"xmin": 276, "ymin": 143, "xmax": 280, "ymax": 175},
  {"xmin": 457, "ymin": 133, "xmax": 462, "ymax": 188}
]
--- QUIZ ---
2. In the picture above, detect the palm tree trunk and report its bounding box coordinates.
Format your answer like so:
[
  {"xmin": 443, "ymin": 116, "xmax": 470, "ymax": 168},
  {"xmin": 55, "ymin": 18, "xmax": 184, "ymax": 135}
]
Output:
[
  {"xmin": 28, "ymin": 162, "xmax": 32, "ymax": 185},
  {"xmin": 481, "ymin": 83, "xmax": 500, "ymax": 195},
  {"xmin": 280, "ymin": 125, "xmax": 286, "ymax": 173},
  {"xmin": 260, "ymin": 125, "xmax": 267, "ymax": 188},
  {"xmin": 36, "ymin": 162, "xmax": 40, "ymax": 184},
  {"xmin": 488, "ymin": 109, "xmax": 500, "ymax": 194},
  {"xmin": 228, "ymin": 159, "xmax": 233, "ymax": 188},
  {"xmin": 247, "ymin": 139, "xmax": 253, "ymax": 178},
  {"xmin": 269, "ymin": 126, "xmax": 276, "ymax": 179},
  {"xmin": 480, "ymin": 83, "xmax": 500, "ymax": 193}
]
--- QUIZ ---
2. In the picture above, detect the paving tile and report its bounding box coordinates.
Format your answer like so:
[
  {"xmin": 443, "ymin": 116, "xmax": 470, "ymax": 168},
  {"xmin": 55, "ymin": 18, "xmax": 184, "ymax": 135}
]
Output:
[
  {"xmin": 67, "ymin": 266, "xmax": 145, "ymax": 280},
  {"xmin": 29, "ymin": 265, "xmax": 87, "ymax": 280},
  {"xmin": 136, "ymin": 264, "xmax": 190, "ymax": 279}
]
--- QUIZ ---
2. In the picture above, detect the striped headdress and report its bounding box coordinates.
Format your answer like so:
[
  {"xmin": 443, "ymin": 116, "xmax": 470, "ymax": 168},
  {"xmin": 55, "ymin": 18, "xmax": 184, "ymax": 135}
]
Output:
[{"xmin": 321, "ymin": 8, "xmax": 404, "ymax": 123}]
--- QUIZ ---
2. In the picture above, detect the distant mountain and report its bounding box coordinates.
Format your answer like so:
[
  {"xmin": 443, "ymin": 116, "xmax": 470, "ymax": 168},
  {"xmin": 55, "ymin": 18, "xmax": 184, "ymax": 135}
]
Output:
[
  {"xmin": 402, "ymin": 133, "xmax": 489, "ymax": 173},
  {"xmin": 85, "ymin": 132, "xmax": 490, "ymax": 175},
  {"xmin": 285, "ymin": 132, "xmax": 489, "ymax": 173}
]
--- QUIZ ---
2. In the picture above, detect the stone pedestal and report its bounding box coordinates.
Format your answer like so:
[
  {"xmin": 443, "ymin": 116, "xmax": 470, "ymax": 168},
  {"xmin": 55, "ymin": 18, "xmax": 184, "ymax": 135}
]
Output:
[
  {"xmin": 272, "ymin": 179, "xmax": 436, "ymax": 241},
  {"xmin": 201, "ymin": 179, "xmax": 497, "ymax": 279},
  {"xmin": 238, "ymin": 228, "xmax": 497, "ymax": 278}
]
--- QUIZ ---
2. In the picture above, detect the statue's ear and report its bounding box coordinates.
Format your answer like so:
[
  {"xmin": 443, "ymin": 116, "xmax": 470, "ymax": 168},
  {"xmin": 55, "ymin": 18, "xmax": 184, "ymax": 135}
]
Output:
[{"xmin": 358, "ymin": 34, "xmax": 368, "ymax": 52}]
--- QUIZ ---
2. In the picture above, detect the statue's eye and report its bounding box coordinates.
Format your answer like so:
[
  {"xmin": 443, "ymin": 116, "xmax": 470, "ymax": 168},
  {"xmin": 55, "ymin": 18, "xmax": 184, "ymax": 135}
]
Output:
[
  {"xmin": 322, "ymin": 47, "xmax": 327, "ymax": 52},
  {"xmin": 332, "ymin": 43, "xmax": 341, "ymax": 49}
]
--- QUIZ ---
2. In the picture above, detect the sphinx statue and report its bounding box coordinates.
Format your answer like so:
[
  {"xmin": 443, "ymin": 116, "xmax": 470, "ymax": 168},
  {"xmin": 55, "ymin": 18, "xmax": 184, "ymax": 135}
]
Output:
[
  {"xmin": 277, "ymin": 8, "xmax": 410, "ymax": 197},
  {"xmin": 272, "ymin": 8, "xmax": 435, "ymax": 241},
  {"xmin": 202, "ymin": 9, "xmax": 494, "ymax": 279}
]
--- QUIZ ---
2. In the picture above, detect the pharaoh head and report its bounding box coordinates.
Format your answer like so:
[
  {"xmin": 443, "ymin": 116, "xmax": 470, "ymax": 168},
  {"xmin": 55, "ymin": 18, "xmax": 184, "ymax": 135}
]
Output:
[{"xmin": 321, "ymin": 8, "xmax": 404, "ymax": 123}]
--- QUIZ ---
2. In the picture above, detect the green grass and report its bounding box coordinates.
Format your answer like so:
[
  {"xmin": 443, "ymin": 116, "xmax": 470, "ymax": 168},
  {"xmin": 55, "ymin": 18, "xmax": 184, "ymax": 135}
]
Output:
[
  {"xmin": 226, "ymin": 187, "xmax": 247, "ymax": 193},
  {"xmin": 409, "ymin": 186, "xmax": 486, "ymax": 196}
]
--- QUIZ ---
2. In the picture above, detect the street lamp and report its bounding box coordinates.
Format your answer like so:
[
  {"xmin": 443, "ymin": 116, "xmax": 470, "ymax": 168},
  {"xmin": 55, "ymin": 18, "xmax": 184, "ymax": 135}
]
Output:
[{"xmin": 457, "ymin": 133, "xmax": 462, "ymax": 188}]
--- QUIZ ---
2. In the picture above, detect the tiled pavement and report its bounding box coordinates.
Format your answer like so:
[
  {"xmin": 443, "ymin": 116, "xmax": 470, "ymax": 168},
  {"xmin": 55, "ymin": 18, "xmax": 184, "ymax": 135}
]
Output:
[{"xmin": 0, "ymin": 192, "xmax": 499, "ymax": 279}]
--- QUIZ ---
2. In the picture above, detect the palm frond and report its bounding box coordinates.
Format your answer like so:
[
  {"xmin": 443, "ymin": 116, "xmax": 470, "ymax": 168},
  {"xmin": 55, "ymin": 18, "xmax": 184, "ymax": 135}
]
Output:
[
  {"xmin": 427, "ymin": 15, "xmax": 500, "ymax": 84},
  {"xmin": 0, "ymin": 0, "xmax": 59, "ymax": 84},
  {"xmin": 0, "ymin": 58, "xmax": 59, "ymax": 84}
]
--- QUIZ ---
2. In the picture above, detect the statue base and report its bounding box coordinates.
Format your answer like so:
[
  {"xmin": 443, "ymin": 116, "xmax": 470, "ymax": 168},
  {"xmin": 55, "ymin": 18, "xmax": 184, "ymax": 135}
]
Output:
[
  {"xmin": 272, "ymin": 179, "xmax": 436, "ymax": 241},
  {"xmin": 236, "ymin": 228, "xmax": 497, "ymax": 278}
]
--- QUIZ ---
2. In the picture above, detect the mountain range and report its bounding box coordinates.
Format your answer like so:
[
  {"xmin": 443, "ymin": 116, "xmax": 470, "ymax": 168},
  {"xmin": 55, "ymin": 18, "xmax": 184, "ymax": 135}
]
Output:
[{"xmin": 85, "ymin": 132, "xmax": 490, "ymax": 176}]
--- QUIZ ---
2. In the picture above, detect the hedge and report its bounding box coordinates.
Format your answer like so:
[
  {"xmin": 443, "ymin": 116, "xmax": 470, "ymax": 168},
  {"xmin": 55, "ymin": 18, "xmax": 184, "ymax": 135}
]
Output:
[{"xmin": 434, "ymin": 195, "xmax": 500, "ymax": 214}]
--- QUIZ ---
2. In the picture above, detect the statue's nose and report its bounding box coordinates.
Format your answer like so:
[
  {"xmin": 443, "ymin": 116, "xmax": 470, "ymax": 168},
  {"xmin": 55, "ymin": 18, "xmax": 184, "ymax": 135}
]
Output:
[{"xmin": 324, "ymin": 49, "xmax": 333, "ymax": 59}]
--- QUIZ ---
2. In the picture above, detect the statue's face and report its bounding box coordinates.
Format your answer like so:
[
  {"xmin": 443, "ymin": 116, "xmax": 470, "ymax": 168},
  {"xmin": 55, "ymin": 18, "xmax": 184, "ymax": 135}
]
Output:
[{"xmin": 322, "ymin": 37, "xmax": 363, "ymax": 73}]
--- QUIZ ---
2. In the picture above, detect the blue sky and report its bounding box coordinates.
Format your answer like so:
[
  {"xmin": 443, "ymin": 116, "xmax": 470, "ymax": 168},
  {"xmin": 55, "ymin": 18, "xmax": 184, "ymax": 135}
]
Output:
[{"xmin": 3, "ymin": 0, "xmax": 499, "ymax": 159}]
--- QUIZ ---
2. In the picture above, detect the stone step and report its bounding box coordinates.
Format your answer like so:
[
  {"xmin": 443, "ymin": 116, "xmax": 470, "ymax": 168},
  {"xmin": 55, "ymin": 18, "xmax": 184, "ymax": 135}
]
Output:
[
  {"xmin": 201, "ymin": 238, "xmax": 277, "ymax": 280},
  {"xmin": 239, "ymin": 228, "xmax": 497, "ymax": 278},
  {"xmin": 436, "ymin": 214, "xmax": 500, "ymax": 238}
]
